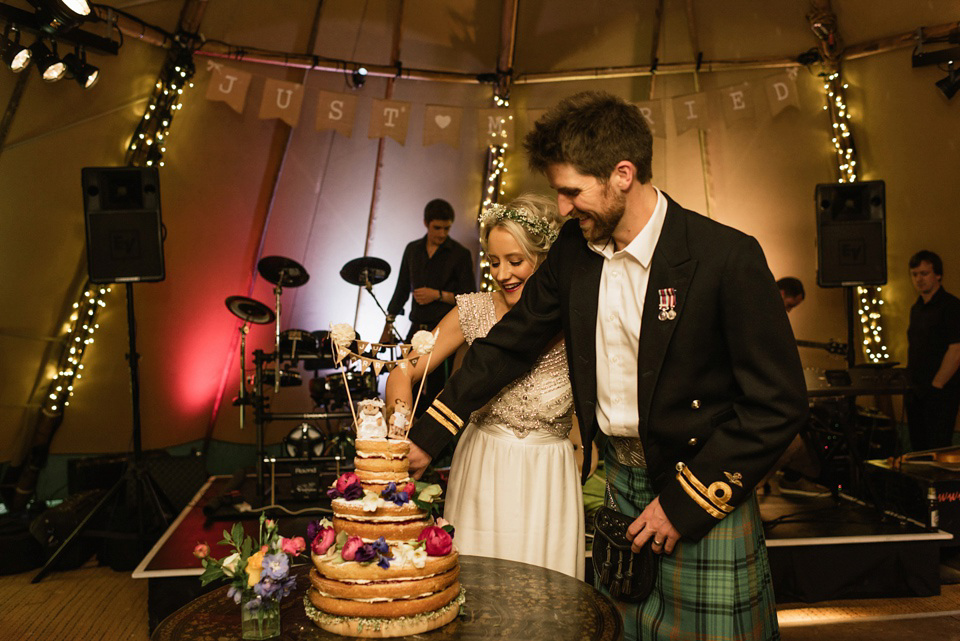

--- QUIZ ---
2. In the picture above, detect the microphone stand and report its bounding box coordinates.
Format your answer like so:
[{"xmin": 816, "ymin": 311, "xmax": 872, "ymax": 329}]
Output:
[{"xmin": 362, "ymin": 269, "xmax": 403, "ymax": 343}]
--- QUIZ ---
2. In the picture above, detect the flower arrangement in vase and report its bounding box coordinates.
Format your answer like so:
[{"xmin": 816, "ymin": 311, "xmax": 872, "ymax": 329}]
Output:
[{"xmin": 193, "ymin": 513, "xmax": 306, "ymax": 640}]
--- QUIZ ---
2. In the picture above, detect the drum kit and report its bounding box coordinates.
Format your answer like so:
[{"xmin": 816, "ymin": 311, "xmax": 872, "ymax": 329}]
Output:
[{"xmin": 223, "ymin": 254, "xmax": 396, "ymax": 431}]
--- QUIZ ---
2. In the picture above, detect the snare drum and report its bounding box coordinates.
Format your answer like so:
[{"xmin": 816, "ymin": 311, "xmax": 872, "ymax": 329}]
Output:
[{"xmin": 279, "ymin": 329, "xmax": 319, "ymax": 362}]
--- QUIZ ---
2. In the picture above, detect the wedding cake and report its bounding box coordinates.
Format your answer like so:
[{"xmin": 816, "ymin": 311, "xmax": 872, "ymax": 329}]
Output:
[{"xmin": 304, "ymin": 411, "xmax": 464, "ymax": 637}]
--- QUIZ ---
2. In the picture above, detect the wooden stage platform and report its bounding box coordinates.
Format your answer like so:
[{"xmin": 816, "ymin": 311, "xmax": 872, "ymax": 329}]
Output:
[{"xmin": 132, "ymin": 473, "xmax": 955, "ymax": 629}]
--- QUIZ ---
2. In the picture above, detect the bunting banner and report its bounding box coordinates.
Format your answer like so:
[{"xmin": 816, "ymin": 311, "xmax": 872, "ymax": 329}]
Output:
[
  {"xmin": 721, "ymin": 82, "xmax": 754, "ymax": 126},
  {"xmin": 205, "ymin": 63, "xmax": 252, "ymax": 114},
  {"xmin": 260, "ymin": 78, "xmax": 305, "ymax": 127},
  {"xmin": 672, "ymin": 92, "xmax": 709, "ymax": 135},
  {"xmin": 477, "ymin": 109, "xmax": 515, "ymax": 147},
  {"xmin": 203, "ymin": 61, "xmax": 802, "ymax": 143},
  {"xmin": 766, "ymin": 70, "xmax": 801, "ymax": 116},
  {"xmin": 635, "ymin": 99, "xmax": 666, "ymax": 138},
  {"xmin": 316, "ymin": 90, "xmax": 358, "ymax": 137},
  {"xmin": 423, "ymin": 104, "xmax": 463, "ymax": 148},
  {"xmin": 369, "ymin": 98, "xmax": 411, "ymax": 144}
]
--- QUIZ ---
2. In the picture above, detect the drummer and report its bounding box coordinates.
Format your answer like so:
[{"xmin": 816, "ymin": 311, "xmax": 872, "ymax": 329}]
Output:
[{"xmin": 380, "ymin": 199, "xmax": 475, "ymax": 415}]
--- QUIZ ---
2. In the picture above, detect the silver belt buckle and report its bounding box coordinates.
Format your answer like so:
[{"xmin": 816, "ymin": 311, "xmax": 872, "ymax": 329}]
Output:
[{"xmin": 610, "ymin": 436, "xmax": 646, "ymax": 468}]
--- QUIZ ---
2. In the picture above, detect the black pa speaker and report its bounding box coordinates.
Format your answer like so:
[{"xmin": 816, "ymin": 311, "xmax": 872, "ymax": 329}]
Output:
[
  {"xmin": 815, "ymin": 180, "xmax": 886, "ymax": 287},
  {"xmin": 82, "ymin": 166, "xmax": 165, "ymax": 283}
]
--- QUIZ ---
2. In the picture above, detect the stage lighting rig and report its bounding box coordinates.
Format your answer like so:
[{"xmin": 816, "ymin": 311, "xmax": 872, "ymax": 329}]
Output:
[{"xmin": 0, "ymin": 1, "xmax": 117, "ymax": 82}]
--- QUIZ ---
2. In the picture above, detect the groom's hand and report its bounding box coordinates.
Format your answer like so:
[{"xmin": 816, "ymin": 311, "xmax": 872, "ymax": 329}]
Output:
[
  {"xmin": 626, "ymin": 496, "xmax": 681, "ymax": 555},
  {"xmin": 407, "ymin": 441, "xmax": 432, "ymax": 479}
]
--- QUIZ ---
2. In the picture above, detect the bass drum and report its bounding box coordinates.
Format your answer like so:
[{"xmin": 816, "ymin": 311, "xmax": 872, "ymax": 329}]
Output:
[{"xmin": 303, "ymin": 330, "xmax": 337, "ymax": 371}]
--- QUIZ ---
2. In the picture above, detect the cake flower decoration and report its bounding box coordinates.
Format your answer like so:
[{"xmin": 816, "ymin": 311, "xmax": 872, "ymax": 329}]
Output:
[
  {"xmin": 380, "ymin": 481, "xmax": 412, "ymax": 506},
  {"xmin": 327, "ymin": 472, "xmax": 364, "ymax": 500},
  {"xmin": 330, "ymin": 322, "xmax": 356, "ymax": 356},
  {"xmin": 410, "ymin": 329, "xmax": 436, "ymax": 355},
  {"xmin": 418, "ymin": 526, "xmax": 453, "ymax": 556}
]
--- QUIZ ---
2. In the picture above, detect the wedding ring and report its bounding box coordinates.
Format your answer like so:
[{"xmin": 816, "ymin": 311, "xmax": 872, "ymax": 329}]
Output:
[{"xmin": 653, "ymin": 539, "xmax": 663, "ymax": 546}]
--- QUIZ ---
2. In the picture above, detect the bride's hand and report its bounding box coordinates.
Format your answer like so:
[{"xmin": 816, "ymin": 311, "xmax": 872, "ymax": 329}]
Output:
[{"xmin": 407, "ymin": 441, "xmax": 433, "ymax": 479}]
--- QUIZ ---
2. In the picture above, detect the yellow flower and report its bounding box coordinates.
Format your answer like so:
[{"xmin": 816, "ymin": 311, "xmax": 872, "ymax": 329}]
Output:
[{"xmin": 246, "ymin": 551, "xmax": 264, "ymax": 588}]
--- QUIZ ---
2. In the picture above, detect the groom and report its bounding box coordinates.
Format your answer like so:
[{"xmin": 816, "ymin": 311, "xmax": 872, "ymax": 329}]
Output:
[{"xmin": 407, "ymin": 92, "xmax": 807, "ymax": 638}]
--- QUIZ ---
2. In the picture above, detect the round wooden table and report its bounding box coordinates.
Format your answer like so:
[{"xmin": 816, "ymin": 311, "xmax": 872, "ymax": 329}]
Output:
[{"xmin": 152, "ymin": 555, "xmax": 622, "ymax": 641}]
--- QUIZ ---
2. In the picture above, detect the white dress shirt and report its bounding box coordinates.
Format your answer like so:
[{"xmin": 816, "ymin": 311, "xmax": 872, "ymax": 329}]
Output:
[{"xmin": 589, "ymin": 187, "xmax": 667, "ymax": 437}]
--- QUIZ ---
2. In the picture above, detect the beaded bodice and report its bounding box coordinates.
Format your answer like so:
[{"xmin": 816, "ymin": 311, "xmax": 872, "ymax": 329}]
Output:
[{"xmin": 455, "ymin": 292, "xmax": 573, "ymax": 439}]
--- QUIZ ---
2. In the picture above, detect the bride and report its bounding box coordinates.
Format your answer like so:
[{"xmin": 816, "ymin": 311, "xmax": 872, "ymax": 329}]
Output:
[{"xmin": 385, "ymin": 193, "xmax": 584, "ymax": 579}]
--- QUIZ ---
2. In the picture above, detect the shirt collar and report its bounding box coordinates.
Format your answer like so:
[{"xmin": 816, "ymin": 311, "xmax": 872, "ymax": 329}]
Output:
[{"xmin": 588, "ymin": 187, "xmax": 667, "ymax": 267}]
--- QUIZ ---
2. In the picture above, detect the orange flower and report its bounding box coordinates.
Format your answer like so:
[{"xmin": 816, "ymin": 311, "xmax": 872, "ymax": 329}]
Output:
[{"xmin": 245, "ymin": 551, "xmax": 265, "ymax": 587}]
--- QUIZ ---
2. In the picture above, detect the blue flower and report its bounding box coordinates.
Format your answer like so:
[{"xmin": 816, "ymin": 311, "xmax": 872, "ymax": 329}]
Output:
[
  {"xmin": 254, "ymin": 577, "xmax": 282, "ymax": 600},
  {"xmin": 227, "ymin": 585, "xmax": 242, "ymax": 604},
  {"xmin": 372, "ymin": 536, "xmax": 389, "ymax": 555},
  {"xmin": 262, "ymin": 552, "xmax": 289, "ymax": 580},
  {"xmin": 377, "ymin": 555, "xmax": 391, "ymax": 569},
  {"xmin": 279, "ymin": 575, "xmax": 297, "ymax": 598}
]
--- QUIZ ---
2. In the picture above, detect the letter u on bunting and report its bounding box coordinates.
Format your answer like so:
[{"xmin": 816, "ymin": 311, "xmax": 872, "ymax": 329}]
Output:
[
  {"xmin": 259, "ymin": 78, "xmax": 305, "ymax": 127},
  {"xmin": 316, "ymin": 90, "xmax": 358, "ymax": 137},
  {"xmin": 205, "ymin": 63, "xmax": 251, "ymax": 114}
]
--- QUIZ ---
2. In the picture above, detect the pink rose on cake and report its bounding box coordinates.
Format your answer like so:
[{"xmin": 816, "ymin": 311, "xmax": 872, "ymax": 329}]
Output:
[
  {"xmin": 417, "ymin": 526, "xmax": 452, "ymax": 556},
  {"xmin": 341, "ymin": 535, "xmax": 365, "ymax": 561},
  {"xmin": 327, "ymin": 472, "xmax": 363, "ymax": 500}
]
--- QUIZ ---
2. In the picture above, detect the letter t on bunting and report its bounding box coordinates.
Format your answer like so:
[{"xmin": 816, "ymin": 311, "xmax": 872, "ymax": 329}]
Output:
[
  {"xmin": 316, "ymin": 90, "xmax": 358, "ymax": 137},
  {"xmin": 423, "ymin": 104, "xmax": 462, "ymax": 148},
  {"xmin": 204, "ymin": 62, "xmax": 251, "ymax": 114},
  {"xmin": 369, "ymin": 99, "xmax": 411, "ymax": 144},
  {"xmin": 259, "ymin": 78, "xmax": 305, "ymax": 127}
]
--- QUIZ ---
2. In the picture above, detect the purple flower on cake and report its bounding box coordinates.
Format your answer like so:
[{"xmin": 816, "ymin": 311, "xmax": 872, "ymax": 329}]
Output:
[
  {"xmin": 311, "ymin": 527, "xmax": 336, "ymax": 555},
  {"xmin": 418, "ymin": 526, "xmax": 453, "ymax": 556},
  {"xmin": 354, "ymin": 544, "xmax": 378, "ymax": 563},
  {"xmin": 341, "ymin": 535, "xmax": 364, "ymax": 561},
  {"xmin": 380, "ymin": 482, "xmax": 410, "ymax": 506}
]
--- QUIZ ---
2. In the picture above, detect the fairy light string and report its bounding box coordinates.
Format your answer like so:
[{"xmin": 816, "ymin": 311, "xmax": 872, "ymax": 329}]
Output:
[
  {"xmin": 478, "ymin": 90, "xmax": 511, "ymax": 293},
  {"xmin": 822, "ymin": 71, "xmax": 889, "ymax": 363}
]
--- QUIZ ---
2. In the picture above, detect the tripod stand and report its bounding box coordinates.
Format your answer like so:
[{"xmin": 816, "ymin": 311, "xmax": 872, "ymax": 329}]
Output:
[{"xmin": 32, "ymin": 283, "xmax": 173, "ymax": 582}]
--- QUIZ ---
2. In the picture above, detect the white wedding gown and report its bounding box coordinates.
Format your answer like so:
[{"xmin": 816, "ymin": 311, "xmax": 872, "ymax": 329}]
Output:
[{"xmin": 443, "ymin": 292, "xmax": 585, "ymax": 579}]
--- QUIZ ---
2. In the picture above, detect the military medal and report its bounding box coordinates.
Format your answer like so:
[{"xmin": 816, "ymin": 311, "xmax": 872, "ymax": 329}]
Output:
[{"xmin": 658, "ymin": 288, "xmax": 677, "ymax": 321}]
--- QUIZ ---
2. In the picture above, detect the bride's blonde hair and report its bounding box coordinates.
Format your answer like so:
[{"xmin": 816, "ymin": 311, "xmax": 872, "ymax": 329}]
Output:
[{"xmin": 479, "ymin": 193, "xmax": 563, "ymax": 267}]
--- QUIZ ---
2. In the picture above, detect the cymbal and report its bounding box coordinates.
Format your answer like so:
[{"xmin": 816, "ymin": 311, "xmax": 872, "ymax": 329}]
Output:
[
  {"xmin": 257, "ymin": 255, "xmax": 310, "ymax": 287},
  {"xmin": 340, "ymin": 256, "xmax": 390, "ymax": 287},
  {"xmin": 225, "ymin": 296, "xmax": 276, "ymax": 324}
]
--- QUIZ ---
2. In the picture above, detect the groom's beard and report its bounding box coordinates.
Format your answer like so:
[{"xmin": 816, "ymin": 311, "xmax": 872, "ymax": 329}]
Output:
[{"xmin": 578, "ymin": 186, "xmax": 626, "ymax": 244}]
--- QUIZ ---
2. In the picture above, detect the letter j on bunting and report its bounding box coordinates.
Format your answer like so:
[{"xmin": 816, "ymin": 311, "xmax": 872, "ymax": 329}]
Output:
[{"xmin": 205, "ymin": 62, "xmax": 252, "ymax": 114}]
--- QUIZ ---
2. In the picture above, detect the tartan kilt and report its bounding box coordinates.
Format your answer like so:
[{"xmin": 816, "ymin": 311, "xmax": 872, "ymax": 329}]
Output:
[{"xmin": 599, "ymin": 445, "xmax": 780, "ymax": 641}]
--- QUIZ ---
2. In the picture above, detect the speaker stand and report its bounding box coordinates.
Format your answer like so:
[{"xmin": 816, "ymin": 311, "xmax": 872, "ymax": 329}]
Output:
[{"xmin": 32, "ymin": 283, "xmax": 173, "ymax": 582}]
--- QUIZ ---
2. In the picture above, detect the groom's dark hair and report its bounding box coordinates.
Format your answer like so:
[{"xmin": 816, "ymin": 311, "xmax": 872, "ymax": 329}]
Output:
[{"xmin": 524, "ymin": 91, "xmax": 653, "ymax": 184}]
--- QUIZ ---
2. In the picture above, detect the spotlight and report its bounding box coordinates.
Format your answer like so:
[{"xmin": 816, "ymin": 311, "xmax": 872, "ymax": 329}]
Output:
[
  {"xmin": 351, "ymin": 66, "xmax": 367, "ymax": 89},
  {"xmin": 1, "ymin": 28, "xmax": 31, "ymax": 72},
  {"xmin": 28, "ymin": 0, "xmax": 91, "ymax": 32},
  {"xmin": 62, "ymin": 49, "xmax": 98, "ymax": 88},
  {"xmin": 29, "ymin": 39, "xmax": 64, "ymax": 81},
  {"xmin": 936, "ymin": 67, "xmax": 960, "ymax": 100}
]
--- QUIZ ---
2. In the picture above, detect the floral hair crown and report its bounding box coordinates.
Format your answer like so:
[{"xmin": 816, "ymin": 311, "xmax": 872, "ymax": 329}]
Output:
[{"xmin": 480, "ymin": 203, "xmax": 559, "ymax": 243}]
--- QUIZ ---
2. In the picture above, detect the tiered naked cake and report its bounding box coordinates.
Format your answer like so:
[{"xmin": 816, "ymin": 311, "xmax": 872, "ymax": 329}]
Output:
[{"xmin": 304, "ymin": 432, "xmax": 463, "ymax": 637}]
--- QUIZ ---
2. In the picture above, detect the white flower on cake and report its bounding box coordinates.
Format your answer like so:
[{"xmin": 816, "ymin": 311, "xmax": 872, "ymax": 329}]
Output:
[
  {"xmin": 330, "ymin": 322, "xmax": 356, "ymax": 352},
  {"xmin": 410, "ymin": 329, "xmax": 436, "ymax": 355},
  {"xmin": 361, "ymin": 490, "xmax": 380, "ymax": 513},
  {"xmin": 355, "ymin": 398, "xmax": 386, "ymax": 440}
]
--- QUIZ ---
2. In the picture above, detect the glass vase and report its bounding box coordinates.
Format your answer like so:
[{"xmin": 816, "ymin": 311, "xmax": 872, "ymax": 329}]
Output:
[{"xmin": 240, "ymin": 593, "xmax": 281, "ymax": 640}]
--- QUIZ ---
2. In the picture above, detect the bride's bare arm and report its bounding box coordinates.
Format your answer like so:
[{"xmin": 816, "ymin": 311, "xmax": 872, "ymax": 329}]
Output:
[{"xmin": 384, "ymin": 306, "xmax": 466, "ymax": 421}]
